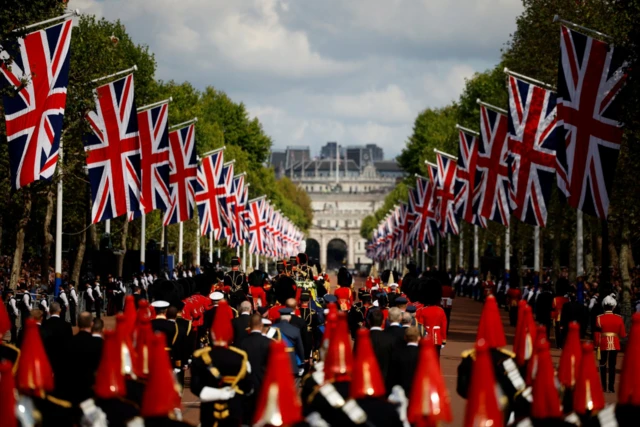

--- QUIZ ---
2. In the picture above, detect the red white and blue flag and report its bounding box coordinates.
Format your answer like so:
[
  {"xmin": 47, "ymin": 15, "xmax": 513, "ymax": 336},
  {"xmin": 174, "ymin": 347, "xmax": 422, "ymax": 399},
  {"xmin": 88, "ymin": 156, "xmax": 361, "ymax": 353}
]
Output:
[
  {"xmin": 409, "ymin": 176, "xmax": 437, "ymax": 249},
  {"xmin": 230, "ymin": 174, "xmax": 248, "ymax": 246},
  {"xmin": 195, "ymin": 150, "xmax": 225, "ymax": 235},
  {"xmin": 454, "ymin": 129, "xmax": 487, "ymax": 228},
  {"xmin": 164, "ymin": 124, "xmax": 197, "ymax": 225},
  {"xmin": 1, "ymin": 19, "xmax": 73, "ymax": 190},
  {"xmin": 434, "ymin": 153, "xmax": 459, "ymax": 236},
  {"xmin": 246, "ymin": 198, "xmax": 267, "ymax": 255},
  {"xmin": 217, "ymin": 161, "xmax": 235, "ymax": 240},
  {"xmin": 556, "ymin": 26, "xmax": 627, "ymax": 219},
  {"xmin": 84, "ymin": 74, "xmax": 141, "ymax": 224},
  {"xmin": 476, "ymin": 104, "xmax": 511, "ymax": 226},
  {"xmin": 507, "ymin": 75, "xmax": 558, "ymax": 227},
  {"xmin": 137, "ymin": 102, "xmax": 170, "ymax": 215}
]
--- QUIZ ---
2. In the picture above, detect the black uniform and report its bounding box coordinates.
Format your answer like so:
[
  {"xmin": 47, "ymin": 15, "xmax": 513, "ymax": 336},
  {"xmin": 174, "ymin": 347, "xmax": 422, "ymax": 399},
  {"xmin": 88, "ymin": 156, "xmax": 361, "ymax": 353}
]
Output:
[
  {"xmin": 173, "ymin": 317, "xmax": 193, "ymax": 387},
  {"xmin": 151, "ymin": 316, "xmax": 179, "ymax": 349},
  {"xmin": 18, "ymin": 292, "xmax": 32, "ymax": 329},
  {"xmin": 190, "ymin": 345, "xmax": 252, "ymax": 427},
  {"xmin": 5, "ymin": 295, "xmax": 19, "ymax": 343},
  {"xmin": 224, "ymin": 269, "xmax": 248, "ymax": 307},
  {"xmin": 347, "ymin": 302, "xmax": 366, "ymax": 339},
  {"xmin": 239, "ymin": 331, "xmax": 272, "ymax": 424}
]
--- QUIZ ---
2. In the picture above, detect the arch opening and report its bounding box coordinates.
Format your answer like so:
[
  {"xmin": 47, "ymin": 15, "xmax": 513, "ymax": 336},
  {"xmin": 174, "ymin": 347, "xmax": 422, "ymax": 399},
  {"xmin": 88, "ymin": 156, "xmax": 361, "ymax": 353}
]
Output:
[
  {"xmin": 305, "ymin": 238, "xmax": 320, "ymax": 264},
  {"xmin": 327, "ymin": 238, "xmax": 348, "ymax": 271}
]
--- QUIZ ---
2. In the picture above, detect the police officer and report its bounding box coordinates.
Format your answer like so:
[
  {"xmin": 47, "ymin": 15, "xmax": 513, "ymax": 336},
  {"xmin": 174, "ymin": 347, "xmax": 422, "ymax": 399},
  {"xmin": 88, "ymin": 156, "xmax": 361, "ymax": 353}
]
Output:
[
  {"xmin": 5, "ymin": 290, "xmax": 19, "ymax": 343},
  {"xmin": 56, "ymin": 285, "xmax": 69, "ymax": 322}
]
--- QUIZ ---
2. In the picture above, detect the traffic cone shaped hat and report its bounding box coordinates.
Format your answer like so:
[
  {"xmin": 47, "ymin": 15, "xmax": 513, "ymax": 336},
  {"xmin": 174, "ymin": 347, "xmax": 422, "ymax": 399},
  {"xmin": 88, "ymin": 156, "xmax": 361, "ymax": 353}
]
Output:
[
  {"xmin": 324, "ymin": 312, "xmax": 353, "ymax": 382},
  {"xmin": 619, "ymin": 313, "xmax": 640, "ymax": 405},
  {"xmin": 134, "ymin": 300, "xmax": 154, "ymax": 378},
  {"xmin": 116, "ymin": 314, "xmax": 137, "ymax": 378},
  {"xmin": 211, "ymin": 300, "xmax": 234, "ymax": 346},
  {"xmin": 573, "ymin": 343, "xmax": 605, "ymax": 415},
  {"xmin": 123, "ymin": 295, "xmax": 137, "ymax": 335},
  {"xmin": 558, "ymin": 322, "xmax": 582, "ymax": 389},
  {"xmin": 476, "ymin": 295, "xmax": 506, "ymax": 348},
  {"xmin": 321, "ymin": 303, "xmax": 338, "ymax": 352},
  {"xmin": 407, "ymin": 336, "xmax": 453, "ymax": 426},
  {"xmin": 253, "ymin": 340, "xmax": 303, "ymax": 426},
  {"xmin": 463, "ymin": 339, "xmax": 503, "ymax": 427},
  {"xmin": 140, "ymin": 333, "xmax": 182, "ymax": 418},
  {"xmin": 0, "ymin": 361, "xmax": 17, "ymax": 427},
  {"xmin": 531, "ymin": 340, "xmax": 562, "ymax": 420},
  {"xmin": 526, "ymin": 325, "xmax": 549, "ymax": 386},
  {"xmin": 512, "ymin": 301, "xmax": 527, "ymax": 357},
  {"xmin": 514, "ymin": 302, "xmax": 536, "ymax": 367},
  {"xmin": 350, "ymin": 328, "xmax": 386, "ymax": 399},
  {"xmin": 15, "ymin": 319, "xmax": 53, "ymax": 397},
  {"xmin": 0, "ymin": 300, "xmax": 10, "ymax": 336},
  {"xmin": 94, "ymin": 330, "xmax": 126, "ymax": 399}
]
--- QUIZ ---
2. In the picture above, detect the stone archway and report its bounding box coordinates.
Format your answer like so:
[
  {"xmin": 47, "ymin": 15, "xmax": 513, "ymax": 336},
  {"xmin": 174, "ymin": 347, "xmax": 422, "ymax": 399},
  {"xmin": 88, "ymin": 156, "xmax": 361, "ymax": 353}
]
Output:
[
  {"xmin": 326, "ymin": 238, "xmax": 348, "ymax": 271},
  {"xmin": 305, "ymin": 238, "xmax": 320, "ymax": 264}
]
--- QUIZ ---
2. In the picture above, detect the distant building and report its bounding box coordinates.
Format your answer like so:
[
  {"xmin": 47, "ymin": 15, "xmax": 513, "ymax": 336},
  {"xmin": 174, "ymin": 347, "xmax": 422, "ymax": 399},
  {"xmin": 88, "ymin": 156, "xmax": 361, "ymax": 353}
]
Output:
[
  {"xmin": 269, "ymin": 146, "xmax": 310, "ymax": 173},
  {"xmin": 320, "ymin": 142, "xmax": 339, "ymax": 159}
]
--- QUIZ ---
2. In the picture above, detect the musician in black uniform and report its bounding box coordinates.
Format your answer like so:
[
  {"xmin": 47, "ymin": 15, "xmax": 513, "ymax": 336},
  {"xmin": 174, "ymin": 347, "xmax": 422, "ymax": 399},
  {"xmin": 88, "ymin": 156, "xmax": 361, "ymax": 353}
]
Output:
[
  {"xmin": 151, "ymin": 301, "xmax": 178, "ymax": 349},
  {"xmin": 348, "ymin": 300, "xmax": 366, "ymax": 339},
  {"xmin": 224, "ymin": 256, "xmax": 248, "ymax": 308},
  {"xmin": 4, "ymin": 289, "xmax": 19, "ymax": 344},
  {"xmin": 173, "ymin": 302, "xmax": 193, "ymax": 388},
  {"xmin": 190, "ymin": 299, "xmax": 252, "ymax": 427},
  {"xmin": 295, "ymin": 253, "xmax": 312, "ymax": 281}
]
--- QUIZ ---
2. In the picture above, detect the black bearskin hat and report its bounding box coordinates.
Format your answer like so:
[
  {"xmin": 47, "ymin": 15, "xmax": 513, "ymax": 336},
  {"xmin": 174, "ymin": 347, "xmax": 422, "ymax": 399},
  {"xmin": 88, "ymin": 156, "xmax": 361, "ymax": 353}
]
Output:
[
  {"xmin": 416, "ymin": 277, "xmax": 442, "ymax": 306},
  {"xmin": 288, "ymin": 256, "xmax": 298, "ymax": 267},
  {"xmin": 380, "ymin": 269, "xmax": 399, "ymax": 285},
  {"xmin": 297, "ymin": 253, "xmax": 308, "ymax": 265},
  {"xmin": 248, "ymin": 270, "xmax": 266, "ymax": 288},
  {"xmin": 231, "ymin": 256, "xmax": 241, "ymax": 267},
  {"xmin": 337, "ymin": 267, "xmax": 352, "ymax": 287},
  {"xmin": 273, "ymin": 275, "xmax": 297, "ymax": 304},
  {"xmin": 556, "ymin": 277, "xmax": 570, "ymax": 296},
  {"xmin": 276, "ymin": 259, "xmax": 286, "ymax": 273}
]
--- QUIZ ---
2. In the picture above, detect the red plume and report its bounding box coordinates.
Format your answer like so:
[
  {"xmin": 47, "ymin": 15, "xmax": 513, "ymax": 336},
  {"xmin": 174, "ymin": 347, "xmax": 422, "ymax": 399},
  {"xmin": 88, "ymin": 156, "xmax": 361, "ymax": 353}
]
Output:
[
  {"xmin": 140, "ymin": 333, "xmax": 182, "ymax": 418},
  {"xmin": 0, "ymin": 299, "xmax": 11, "ymax": 336},
  {"xmin": 350, "ymin": 328, "xmax": 386, "ymax": 399},
  {"xmin": 514, "ymin": 303, "xmax": 536, "ymax": 367},
  {"xmin": 322, "ymin": 303, "xmax": 338, "ymax": 351},
  {"xmin": 572, "ymin": 343, "xmax": 605, "ymax": 415},
  {"xmin": 407, "ymin": 336, "xmax": 452, "ymax": 426},
  {"xmin": 0, "ymin": 361, "xmax": 17, "ymax": 427},
  {"xmin": 15, "ymin": 319, "xmax": 53, "ymax": 397},
  {"xmin": 619, "ymin": 313, "xmax": 640, "ymax": 405},
  {"xmin": 94, "ymin": 330, "xmax": 126, "ymax": 399},
  {"xmin": 116, "ymin": 314, "xmax": 137, "ymax": 378},
  {"xmin": 123, "ymin": 295, "xmax": 137, "ymax": 335},
  {"xmin": 324, "ymin": 312, "xmax": 353, "ymax": 382},
  {"xmin": 134, "ymin": 300, "xmax": 154, "ymax": 378},
  {"xmin": 531, "ymin": 340, "xmax": 562, "ymax": 419},
  {"xmin": 463, "ymin": 339, "xmax": 503, "ymax": 427},
  {"xmin": 253, "ymin": 340, "xmax": 303, "ymax": 426},
  {"xmin": 211, "ymin": 300, "xmax": 234, "ymax": 347},
  {"xmin": 558, "ymin": 322, "xmax": 582, "ymax": 389},
  {"xmin": 525, "ymin": 325, "xmax": 549, "ymax": 386},
  {"xmin": 476, "ymin": 295, "xmax": 506, "ymax": 348}
]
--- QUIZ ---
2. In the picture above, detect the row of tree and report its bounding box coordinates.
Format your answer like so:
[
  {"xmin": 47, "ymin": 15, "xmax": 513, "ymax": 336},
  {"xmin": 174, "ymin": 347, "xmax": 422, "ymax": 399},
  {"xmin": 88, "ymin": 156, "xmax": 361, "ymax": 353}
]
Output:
[
  {"xmin": 0, "ymin": 1, "xmax": 312, "ymax": 286},
  {"xmin": 361, "ymin": 1, "xmax": 640, "ymax": 289}
]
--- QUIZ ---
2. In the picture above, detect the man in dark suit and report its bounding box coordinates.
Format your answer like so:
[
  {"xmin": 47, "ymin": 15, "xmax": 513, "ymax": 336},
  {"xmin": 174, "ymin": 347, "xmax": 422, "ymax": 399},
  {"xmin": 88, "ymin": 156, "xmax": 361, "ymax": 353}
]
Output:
[
  {"xmin": 369, "ymin": 309, "xmax": 394, "ymax": 381},
  {"xmin": 232, "ymin": 301, "xmax": 252, "ymax": 346},
  {"xmin": 385, "ymin": 307, "xmax": 406, "ymax": 348},
  {"xmin": 535, "ymin": 284, "xmax": 554, "ymax": 339},
  {"xmin": 151, "ymin": 301, "xmax": 178, "ymax": 349},
  {"xmin": 285, "ymin": 298, "xmax": 311, "ymax": 364},
  {"xmin": 560, "ymin": 292, "xmax": 587, "ymax": 343},
  {"xmin": 389, "ymin": 326, "xmax": 420, "ymax": 395},
  {"xmin": 42, "ymin": 302, "xmax": 73, "ymax": 390},
  {"xmin": 67, "ymin": 312, "xmax": 104, "ymax": 403},
  {"xmin": 274, "ymin": 307, "xmax": 305, "ymax": 376}
]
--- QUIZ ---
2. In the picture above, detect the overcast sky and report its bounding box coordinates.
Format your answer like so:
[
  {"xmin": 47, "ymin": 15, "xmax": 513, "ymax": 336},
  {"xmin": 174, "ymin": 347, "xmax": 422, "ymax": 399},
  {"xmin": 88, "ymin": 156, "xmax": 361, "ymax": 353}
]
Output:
[{"xmin": 70, "ymin": 0, "xmax": 524, "ymax": 158}]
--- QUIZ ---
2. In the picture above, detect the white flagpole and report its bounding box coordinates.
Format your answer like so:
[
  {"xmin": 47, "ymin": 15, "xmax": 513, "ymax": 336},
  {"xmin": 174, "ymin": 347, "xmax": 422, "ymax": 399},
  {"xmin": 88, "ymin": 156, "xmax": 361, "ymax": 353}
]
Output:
[
  {"xmin": 446, "ymin": 234, "xmax": 452, "ymax": 271},
  {"xmin": 209, "ymin": 230, "xmax": 213, "ymax": 263},
  {"xmin": 105, "ymin": 220, "xmax": 111, "ymax": 234},
  {"xmin": 459, "ymin": 228, "xmax": 464, "ymax": 270},
  {"xmin": 534, "ymin": 226, "xmax": 540, "ymax": 272},
  {"xmin": 256, "ymin": 253, "xmax": 259, "ymax": 271},
  {"xmin": 421, "ymin": 250, "xmax": 426, "ymax": 271},
  {"xmin": 505, "ymin": 221, "xmax": 511, "ymax": 272},
  {"xmin": 577, "ymin": 210, "xmax": 584, "ymax": 277},
  {"xmin": 236, "ymin": 246, "xmax": 240, "ymax": 257},
  {"xmin": 473, "ymin": 225, "xmax": 479, "ymax": 270},
  {"xmin": 178, "ymin": 222, "xmax": 183, "ymax": 264},
  {"xmin": 140, "ymin": 214, "xmax": 146, "ymax": 272},
  {"xmin": 195, "ymin": 223, "xmax": 200, "ymax": 273},
  {"xmin": 54, "ymin": 138, "xmax": 64, "ymax": 297},
  {"xmin": 242, "ymin": 245, "xmax": 247, "ymax": 271},
  {"xmin": 16, "ymin": 10, "xmax": 80, "ymax": 32},
  {"xmin": 249, "ymin": 247, "xmax": 253, "ymax": 269}
]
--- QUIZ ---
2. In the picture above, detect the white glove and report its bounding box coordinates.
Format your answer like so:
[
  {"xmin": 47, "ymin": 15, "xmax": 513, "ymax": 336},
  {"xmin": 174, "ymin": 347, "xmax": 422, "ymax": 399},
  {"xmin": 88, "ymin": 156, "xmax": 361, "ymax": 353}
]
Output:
[
  {"xmin": 298, "ymin": 368, "xmax": 305, "ymax": 377},
  {"xmin": 199, "ymin": 386, "xmax": 236, "ymax": 402},
  {"xmin": 173, "ymin": 368, "xmax": 181, "ymax": 374}
]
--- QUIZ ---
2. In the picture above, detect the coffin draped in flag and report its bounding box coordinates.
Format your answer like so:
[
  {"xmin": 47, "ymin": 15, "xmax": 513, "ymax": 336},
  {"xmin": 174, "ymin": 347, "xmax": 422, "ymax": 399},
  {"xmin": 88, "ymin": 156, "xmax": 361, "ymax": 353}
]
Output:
[
  {"xmin": 408, "ymin": 176, "xmax": 437, "ymax": 249},
  {"xmin": 434, "ymin": 153, "xmax": 459, "ymax": 236},
  {"xmin": 137, "ymin": 102, "xmax": 170, "ymax": 215},
  {"xmin": 556, "ymin": 25, "xmax": 627, "ymax": 219},
  {"xmin": 477, "ymin": 105, "xmax": 511, "ymax": 226},
  {"xmin": 84, "ymin": 74, "xmax": 141, "ymax": 223},
  {"xmin": 246, "ymin": 198, "xmax": 268, "ymax": 255},
  {"xmin": 164, "ymin": 124, "xmax": 197, "ymax": 225},
  {"xmin": 454, "ymin": 129, "xmax": 487, "ymax": 228},
  {"xmin": 195, "ymin": 150, "xmax": 225, "ymax": 236},
  {"xmin": 506, "ymin": 75, "xmax": 558, "ymax": 227},
  {"xmin": 1, "ymin": 19, "xmax": 72, "ymax": 190}
]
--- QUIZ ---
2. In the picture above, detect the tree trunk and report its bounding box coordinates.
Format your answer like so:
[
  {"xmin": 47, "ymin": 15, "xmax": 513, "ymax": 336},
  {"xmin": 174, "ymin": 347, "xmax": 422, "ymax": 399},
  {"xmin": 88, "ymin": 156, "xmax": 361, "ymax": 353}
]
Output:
[
  {"xmin": 41, "ymin": 186, "xmax": 55, "ymax": 279},
  {"xmin": 585, "ymin": 221, "xmax": 594, "ymax": 282},
  {"xmin": 551, "ymin": 215, "xmax": 562, "ymax": 283},
  {"xmin": 117, "ymin": 218, "xmax": 128, "ymax": 277},
  {"xmin": 72, "ymin": 216, "xmax": 87, "ymax": 286},
  {"xmin": 619, "ymin": 220, "xmax": 633, "ymax": 332},
  {"xmin": 608, "ymin": 242, "xmax": 619, "ymax": 272},
  {"xmin": 569, "ymin": 231, "xmax": 577, "ymax": 283},
  {"xmin": 89, "ymin": 223, "xmax": 98, "ymax": 250},
  {"xmin": 9, "ymin": 191, "xmax": 32, "ymax": 290}
]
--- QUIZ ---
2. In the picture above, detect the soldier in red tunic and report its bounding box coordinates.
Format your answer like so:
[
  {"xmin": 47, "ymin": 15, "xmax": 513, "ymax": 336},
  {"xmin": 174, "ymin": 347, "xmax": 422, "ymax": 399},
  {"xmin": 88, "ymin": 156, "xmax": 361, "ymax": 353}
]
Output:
[
  {"xmin": 506, "ymin": 283, "xmax": 522, "ymax": 326},
  {"xmin": 595, "ymin": 294, "xmax": 627, "ymax": 393},
  {"xmin": 248, "ymin": 270, "xmax": 267, "ymax": 311},
  {"xmin": 415, "ymin": 277, "xmax": 447, "ymax": 359},
  {"xmin": 551, "ymin": 288, "xmax": 569, "ymax": 349},
  {"xmin": 334, "ymin": 267, "xmax": 354, "ymax": 311}
]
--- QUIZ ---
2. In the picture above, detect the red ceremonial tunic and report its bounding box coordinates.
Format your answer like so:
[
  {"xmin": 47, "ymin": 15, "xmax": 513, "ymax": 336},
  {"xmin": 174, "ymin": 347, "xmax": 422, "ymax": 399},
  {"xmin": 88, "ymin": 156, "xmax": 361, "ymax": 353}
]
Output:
[
  {"xmin": 595, "ymin": 311, "xmax": 626, "ymax": 351},
  {"xmin": 268, "ymin": 304, "xmax": 284, "ymax": 321},
  {"xmin": 249, "ymin": 286, "xmax": 267, "ymax": 310},
  {"xmin": 416, "ymin": 305, "xmax": 448, "ymax": 345},
  {"xmin": 552, "ymin": 296, "xmax": 569, "ymax": 322},
  {"xmin": 441, "ymin": 286, "xmax": 455, "ymax": 308},
  {"xmin": 334, "ymin": 287, "xmax": 354, "ymax": 311}
]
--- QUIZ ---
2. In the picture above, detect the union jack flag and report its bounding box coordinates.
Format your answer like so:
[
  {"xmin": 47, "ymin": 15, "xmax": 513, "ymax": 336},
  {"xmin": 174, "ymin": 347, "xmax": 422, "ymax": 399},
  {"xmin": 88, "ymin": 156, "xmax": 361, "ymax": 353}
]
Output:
[
  {"xmin": 409, "ymin": 176, "xmax": 437, "ymax": 249},
  {"xmin": 395, "ymin": 203, "xmax": 416, "ymax": 256},
  {"xmin": 1, "ymin": 19, "xmax": 72, "ymax": 190},
  {"xmin": 84, "ymin": 74, "xmax": 141, "ymax": 223},
  {"xmin": 137, "ymin": 103, "xmax": 170, "ymax": 214},
  {"xmin": 556, "ymin": 26, "xmax": 627, "ymax": 219},
  {"xmin": 454, "ymin": 129, "xmax": 487, "ymax": 228},
  {"xmin": 229, "ymin": 174, "xmax": 248, "ymax": 246},
  {"xmin": 195, "ymin": 150, "xmax": 225, "ymax": 235},
  {"xmin": 434, "ymin": 153, "xmax": 459, "ymax": 236},
  {"xmin": 246, "ymin": 198, "xmax": 268, "ymax": 255},
  {"xmin": 217, "ymin": 162, "xmax": 235, "ymax": 240},
  {"xmin": 476, "ymin": 104, "xmax": 511, "ymax": 226},
  {"xmin": 164, "ymin": 124, "xmax": 197, "ymax": 225},
  {"xmin": 507, "ymin": 75, "xmax": 559, "ymax": 227}
]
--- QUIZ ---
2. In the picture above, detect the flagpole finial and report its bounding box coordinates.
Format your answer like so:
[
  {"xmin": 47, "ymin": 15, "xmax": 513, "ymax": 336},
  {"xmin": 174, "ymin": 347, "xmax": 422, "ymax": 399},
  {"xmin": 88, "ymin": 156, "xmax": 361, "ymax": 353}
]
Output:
[
  {"xmin": 74, "ymin": 9, "xmax": 81, "ymax": 16},
  {"xmin": 476, "ymin": 98, "xmax": 481, "ymax": 104},
  {"xmin": 553, "ymin": 14, "xmax": 560, "ymax": 23},
  {"xmin": 169, "ymin": 96, "xmax": 173, "ymax": 102},
  {"xmin": 132, "ymin": 65, "xmax": 138, "ymax": 72}
]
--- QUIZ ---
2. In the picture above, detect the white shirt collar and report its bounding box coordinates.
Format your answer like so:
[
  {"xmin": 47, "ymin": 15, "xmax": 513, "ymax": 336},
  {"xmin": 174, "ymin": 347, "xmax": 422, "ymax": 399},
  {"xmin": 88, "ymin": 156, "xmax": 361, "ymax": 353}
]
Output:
[
  {"xmin": 390, "ymin": 322, "xmax": 401, "ymax": 327},
  {"xmin": 241, "ymin": 312, "xmax": 250, "ymax": 316},
  {"xmin": 407, "ymin": 342, "xmax": 419, "ymax": 347},
  {"xmin": 370, "ymin": 327, "xmax": 382, "ymax": 331},
  {"xmin": 51, "ymin": 314, "xmax": 60, "ymax": 318},
  {"xmin": 92, "ymin": 334, "xmax": 102, "ymax": 338}
]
